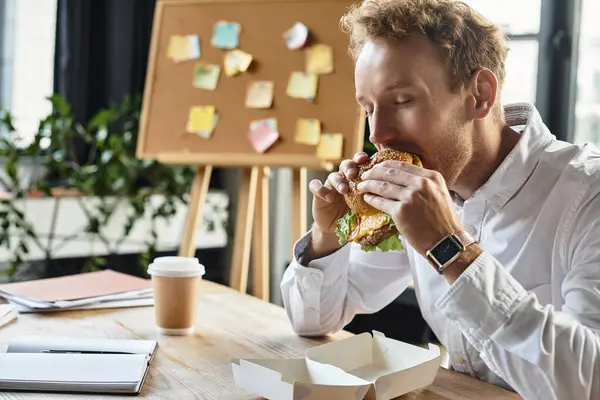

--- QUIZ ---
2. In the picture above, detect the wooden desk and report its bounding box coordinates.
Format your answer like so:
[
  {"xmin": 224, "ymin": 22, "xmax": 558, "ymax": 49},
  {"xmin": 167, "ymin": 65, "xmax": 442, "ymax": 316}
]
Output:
[{"xmin": 0, "ymin": 280, "xmax": 521, "ymax": 399}]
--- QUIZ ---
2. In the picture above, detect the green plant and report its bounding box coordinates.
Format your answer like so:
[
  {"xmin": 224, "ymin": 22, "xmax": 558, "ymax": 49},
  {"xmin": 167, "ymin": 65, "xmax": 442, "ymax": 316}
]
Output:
[{"xmin": 0, "ymin": 94, "xmax": 196, "ymax": 278}]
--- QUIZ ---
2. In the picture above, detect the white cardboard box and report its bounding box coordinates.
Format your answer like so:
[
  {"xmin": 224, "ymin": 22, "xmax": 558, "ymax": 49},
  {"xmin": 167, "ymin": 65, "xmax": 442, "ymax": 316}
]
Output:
[{"xmin": 231, "ymin": 331, "xmax": 441, "ymax": 400}]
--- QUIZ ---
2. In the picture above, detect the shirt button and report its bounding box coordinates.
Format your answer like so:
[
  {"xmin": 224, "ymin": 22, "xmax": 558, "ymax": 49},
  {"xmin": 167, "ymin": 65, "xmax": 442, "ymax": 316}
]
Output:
[
  {"xmin": 310, "ymin": 273, "xmax": 320, "ymax": 279},
  {"xmin": 493, "ymin": 195, "xmax": 502, "ymax": 204},
  {"xmin": 465, "ymin": 225, "xmax": 477, "ymax": 236}
]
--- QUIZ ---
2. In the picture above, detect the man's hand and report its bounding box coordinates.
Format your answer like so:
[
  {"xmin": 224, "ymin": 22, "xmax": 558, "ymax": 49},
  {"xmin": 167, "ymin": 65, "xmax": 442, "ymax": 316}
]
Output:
[
  {"xmin": 306, "ymin": 152, "xmax": 370, "ymax": 261},
  {"xmin": 357, "ymin": 160, "xmax": 463, "ymax": 257}
]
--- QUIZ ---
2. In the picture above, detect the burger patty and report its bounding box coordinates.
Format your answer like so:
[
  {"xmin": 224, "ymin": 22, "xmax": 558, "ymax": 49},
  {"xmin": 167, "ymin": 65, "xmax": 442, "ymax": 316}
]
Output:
[{"xmin": 354, "ymin": 224, "xmax": 399, "ymax": 248}]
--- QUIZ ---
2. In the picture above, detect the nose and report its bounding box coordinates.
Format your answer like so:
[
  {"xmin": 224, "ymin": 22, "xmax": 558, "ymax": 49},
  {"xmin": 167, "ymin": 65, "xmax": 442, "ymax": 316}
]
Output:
[{"xmin": 368, "ymin": 109, "xmax": 398, "ymax": 146}]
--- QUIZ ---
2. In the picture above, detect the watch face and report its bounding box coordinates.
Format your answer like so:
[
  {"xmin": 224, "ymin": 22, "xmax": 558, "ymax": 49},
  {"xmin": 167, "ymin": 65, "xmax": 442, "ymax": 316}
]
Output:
[{"xmin": 430, "ymin": 236, "xmax": 462, "ymax": 266}]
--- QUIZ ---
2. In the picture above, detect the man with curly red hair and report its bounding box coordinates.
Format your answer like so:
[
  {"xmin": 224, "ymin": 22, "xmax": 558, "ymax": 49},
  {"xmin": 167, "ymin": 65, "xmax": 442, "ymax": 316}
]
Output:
[{"xmin": 281, "ymin": 1, "xmax": 600, "ymax": 399}]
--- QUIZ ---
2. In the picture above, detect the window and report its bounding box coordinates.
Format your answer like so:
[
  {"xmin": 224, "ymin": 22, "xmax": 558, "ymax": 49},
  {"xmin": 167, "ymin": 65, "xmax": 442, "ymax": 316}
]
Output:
[
  {"xmin": 463, "ymin": 0, "xmax": 542, "ymax": 106},
  {"xmin": 0, "ymin": 0, "xmax": 57, "ymax": 147},
  {"xmin": 572, "ymin": 0, "xmax": 600, "ymax": 146}
]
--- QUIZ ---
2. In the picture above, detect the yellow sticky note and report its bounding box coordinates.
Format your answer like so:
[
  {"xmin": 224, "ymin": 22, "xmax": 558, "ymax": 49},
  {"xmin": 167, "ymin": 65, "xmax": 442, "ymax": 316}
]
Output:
[
  {"xmin": 305, "ymin": 44, "xmax": 334, "ymax": 75},
  {"xmin": 186, "ymin": 106, "xmax": 215, "ymax": 134},
  {"xmin": 224, "ymin": 50, "xmax": 253, "ymax": 77},
  {"xmin": 317, "ymin": 133, "xmax": 344, "ymax": 160},
  {"xmin": 295, "ymin": 118, "xmax": 321, "ymax": 145},
  {"xmin": 246, "ymin": 81, "xmax": 274, "ymax": 108},
  {"xmin": 286, "ymin": 72, "xmax": 318, "ymax": 100},
  {"xmin": 193, "ymin": 63, "xmax": 221, "ymax": 90},
  {"xmin": 167, "ymin": 35, "xmax": 189, "ymax": 62}
]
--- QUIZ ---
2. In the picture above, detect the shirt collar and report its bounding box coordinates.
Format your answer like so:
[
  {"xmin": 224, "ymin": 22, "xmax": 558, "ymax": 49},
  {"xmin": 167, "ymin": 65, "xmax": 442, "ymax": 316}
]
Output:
[{"xmin": 467, "ymin": 103, "xmax": 555, "ymax": 210}]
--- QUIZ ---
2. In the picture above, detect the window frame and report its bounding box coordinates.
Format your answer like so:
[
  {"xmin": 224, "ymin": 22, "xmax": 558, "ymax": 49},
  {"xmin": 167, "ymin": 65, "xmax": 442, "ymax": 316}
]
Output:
[{"xmin": 536, "ymin": 0, "xmax": 582, "ymax": 142}]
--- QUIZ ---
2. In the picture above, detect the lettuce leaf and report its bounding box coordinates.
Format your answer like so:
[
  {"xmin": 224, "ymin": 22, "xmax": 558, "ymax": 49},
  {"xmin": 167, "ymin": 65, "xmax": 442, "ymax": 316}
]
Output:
[
  {"xmin": 360, "ymin": 234, "xmax": 404, "ymax": 252},
  {"xmin": 334, "ymin": 210, "xmax": 404, "ymax": 252},
  {"xmin": 334, "ymin": 210, "xmax": 357, "ymax": 245}
]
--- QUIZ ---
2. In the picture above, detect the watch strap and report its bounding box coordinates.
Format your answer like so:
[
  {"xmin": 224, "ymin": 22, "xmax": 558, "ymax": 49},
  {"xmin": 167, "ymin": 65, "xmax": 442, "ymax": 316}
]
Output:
[
  {"xmin": 427, "ymin": 230, "xmax": 477, "ymax": 274},
  {"xmin": 454, "ymin": 230, "xmax": 476, "ymax": 248}
]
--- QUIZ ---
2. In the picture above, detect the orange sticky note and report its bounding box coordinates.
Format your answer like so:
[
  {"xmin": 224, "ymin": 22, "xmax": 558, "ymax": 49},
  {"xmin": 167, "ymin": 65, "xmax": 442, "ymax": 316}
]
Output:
[
  {"xmin": 305, "ymin": 44, "xmax": 334, "ymax": 75},
  {"xmin": 246, "ymin": 81, "xmax": 274, "ymax": 108},
  {"xmin": 295, "ymin": 118, "xmax": 321, "ymax": 145},
  {"xmin": 286, "ymin": 72, "xmax": 318, "ymax": 100},
  {"xmin": 317, "ymin": 133, "xmax": 344, "ymax": 160}
]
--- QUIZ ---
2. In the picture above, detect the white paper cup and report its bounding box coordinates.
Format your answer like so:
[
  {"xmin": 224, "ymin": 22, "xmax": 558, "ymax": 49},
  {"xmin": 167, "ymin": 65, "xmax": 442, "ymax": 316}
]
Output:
[{"xmin": 147, "ymin": 257, "xmax": 205, "ymax": 335}]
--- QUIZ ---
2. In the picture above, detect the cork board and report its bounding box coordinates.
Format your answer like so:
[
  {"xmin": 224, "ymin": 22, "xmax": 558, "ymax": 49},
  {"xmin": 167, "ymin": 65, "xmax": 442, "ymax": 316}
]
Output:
[{"xmin": 137, "ymin": 0, "xmax": 365, "ymax": 170}]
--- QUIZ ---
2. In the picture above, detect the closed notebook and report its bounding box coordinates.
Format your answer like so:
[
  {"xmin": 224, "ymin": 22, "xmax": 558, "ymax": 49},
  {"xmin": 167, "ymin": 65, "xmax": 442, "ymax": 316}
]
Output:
[{"xmin": 0, "ymin": 336, "xmax": 158, "ymax": 394}]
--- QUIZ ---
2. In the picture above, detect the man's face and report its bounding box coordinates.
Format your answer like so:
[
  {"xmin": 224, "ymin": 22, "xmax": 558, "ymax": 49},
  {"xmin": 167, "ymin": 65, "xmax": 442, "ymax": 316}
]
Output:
[{"xmin": 355, "ymin": 35, "xmax": 473, "ymax": 187}]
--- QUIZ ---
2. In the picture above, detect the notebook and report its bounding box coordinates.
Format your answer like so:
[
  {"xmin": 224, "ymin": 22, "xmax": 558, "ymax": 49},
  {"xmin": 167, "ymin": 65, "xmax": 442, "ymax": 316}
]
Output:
[
  {"xmin": 0, "ymin": 270, "xmax": 153, "ymax": 311},
  {"xmin": 0, "ymin": 336, "xmax": 158, "ymax": 394}
]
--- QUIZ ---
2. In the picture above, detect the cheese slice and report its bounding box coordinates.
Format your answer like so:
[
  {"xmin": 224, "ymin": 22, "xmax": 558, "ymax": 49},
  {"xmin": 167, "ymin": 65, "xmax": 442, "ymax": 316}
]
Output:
[{"xmin": 351, "ymin": 213, "xmax": 390, "ymax": 241}]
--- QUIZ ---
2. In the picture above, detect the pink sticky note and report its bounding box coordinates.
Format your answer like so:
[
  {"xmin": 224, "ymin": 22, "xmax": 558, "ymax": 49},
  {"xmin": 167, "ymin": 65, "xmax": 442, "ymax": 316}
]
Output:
[{"xmin": 249, "ymin": 122, "xmax": 279, "ymax": 153}]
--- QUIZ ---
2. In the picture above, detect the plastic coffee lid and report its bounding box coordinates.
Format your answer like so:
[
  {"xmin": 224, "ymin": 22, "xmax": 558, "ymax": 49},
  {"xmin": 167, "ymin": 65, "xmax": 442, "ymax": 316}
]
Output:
[{"xmin": 147, "ymin": 256, "xmax": 206, "ymax": 278}]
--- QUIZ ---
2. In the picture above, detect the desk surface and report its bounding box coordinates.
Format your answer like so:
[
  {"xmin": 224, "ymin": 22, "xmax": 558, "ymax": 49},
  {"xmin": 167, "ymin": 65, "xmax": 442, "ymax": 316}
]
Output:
[{"xmin": 0, "ymin": 280, "xmax": 521, "ymax": 399}]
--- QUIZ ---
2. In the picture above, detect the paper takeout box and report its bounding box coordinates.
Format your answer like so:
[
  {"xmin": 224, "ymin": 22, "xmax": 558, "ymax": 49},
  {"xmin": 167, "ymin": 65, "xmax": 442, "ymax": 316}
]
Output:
[{"xmin": 231, "ymin": 331, "xmax": 441, "ymax": 400}]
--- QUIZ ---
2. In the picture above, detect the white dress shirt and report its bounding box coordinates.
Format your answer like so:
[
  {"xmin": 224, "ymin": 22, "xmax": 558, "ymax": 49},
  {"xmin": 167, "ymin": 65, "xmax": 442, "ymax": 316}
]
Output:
[{"xmin": 280, "ymin": 103, "xmax": 600, "ymax": 400}]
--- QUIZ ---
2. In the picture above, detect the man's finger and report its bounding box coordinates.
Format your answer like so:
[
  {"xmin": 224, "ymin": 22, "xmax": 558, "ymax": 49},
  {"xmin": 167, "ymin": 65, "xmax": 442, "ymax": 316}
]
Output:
[
  {"xmin": 377, "ymin": 160, "xmax": 430, "ymax": 177},
  {"xmin": 327, "ymin": 171, "xmax": 349, "ymax": 194},
  {"xmin": 356, "ymin": 179, "xmax": 407, "ymax": 201},
  {"xmin": 339, "ymin": 159, "xmax": 359, "ymax": 180},
  {"xmin": 352, "ymin": 152, "xmax": 369, "ymax": 164},
  {"xmin": 363, "ymin": 193, "xmax": 398, "ymax": 216},
  {"xmin": 309, "ymin": 179, "xmax": 336, "ymax": 202},
  {"xmin": 360, "ymin": 166, "xmax": 415, "ymax": 187}
]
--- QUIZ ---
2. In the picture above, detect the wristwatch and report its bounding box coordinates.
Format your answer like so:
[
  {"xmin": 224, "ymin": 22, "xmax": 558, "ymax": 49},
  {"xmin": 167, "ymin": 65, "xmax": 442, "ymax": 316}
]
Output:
[{"xmin": 425, "ymin": 231, "xmax": 476, "ymax": 274}]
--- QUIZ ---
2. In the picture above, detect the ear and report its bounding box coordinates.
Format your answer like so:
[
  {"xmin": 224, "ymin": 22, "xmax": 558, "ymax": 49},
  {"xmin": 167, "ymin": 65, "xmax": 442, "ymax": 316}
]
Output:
[{"xmin": 466, "ymin": 67, "xmax": 498, "ymax": 120}]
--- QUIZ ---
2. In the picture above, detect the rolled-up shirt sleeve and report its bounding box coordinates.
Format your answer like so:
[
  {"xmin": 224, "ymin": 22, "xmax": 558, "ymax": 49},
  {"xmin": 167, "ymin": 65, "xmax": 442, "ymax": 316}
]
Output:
[
  {"xmin": 280, "ymin": 230, "xmax": 412, "ymax": 336},
  {"xmin": 436, "ymin": 194, "xmax": 600, "ymax": 400}
]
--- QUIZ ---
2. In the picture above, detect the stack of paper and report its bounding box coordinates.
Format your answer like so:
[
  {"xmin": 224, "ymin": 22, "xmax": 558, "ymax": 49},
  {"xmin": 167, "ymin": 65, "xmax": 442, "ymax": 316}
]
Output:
[
  {"xmin": 0, "ymin": 304, "xmax": 17, "ymax": 328},
  {"xmin": 0, "ymin": 336, "xmax": 158, "ymax": 394},
  {"xmin": 0, "ymin": 270, "xmax": 153, "ymax": 313}
]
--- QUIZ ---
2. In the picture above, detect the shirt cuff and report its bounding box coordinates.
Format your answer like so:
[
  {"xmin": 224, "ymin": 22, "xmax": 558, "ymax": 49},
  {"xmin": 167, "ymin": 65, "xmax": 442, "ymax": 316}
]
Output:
[
  {"xmin": 293, "ymin": 229, "xmax": 351, "ymax": 286},
  {"xmin": 435, "ymin": 251, "xmax": 528, "ymax": 337}
]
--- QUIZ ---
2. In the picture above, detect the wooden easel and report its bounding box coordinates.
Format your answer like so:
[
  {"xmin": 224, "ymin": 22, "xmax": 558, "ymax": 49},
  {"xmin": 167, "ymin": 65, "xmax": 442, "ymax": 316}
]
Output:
[
  {"xmin": 178, "ymin": 165, "xmax": 271, "ymax": 301},
  {"xmin": 178, "ymin": 165, "xmax": 308, "ymax": 302}
]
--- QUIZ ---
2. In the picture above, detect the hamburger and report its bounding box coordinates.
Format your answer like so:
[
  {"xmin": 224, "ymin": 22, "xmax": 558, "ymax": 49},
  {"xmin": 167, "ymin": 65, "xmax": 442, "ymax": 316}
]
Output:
[{"xmin": 333, "ymin": 149, "xmax": 423, "ymax": 252}]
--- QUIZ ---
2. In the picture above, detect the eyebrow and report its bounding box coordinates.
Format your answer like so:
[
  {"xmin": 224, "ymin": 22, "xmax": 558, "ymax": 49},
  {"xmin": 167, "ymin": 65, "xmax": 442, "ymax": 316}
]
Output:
[
  {"xmin": 356, "ymin": 81, "xmax": 413, "ymax": 103},
  {"xmin": 384, "ymin": 80, "xmax": 413, "ymax": 91}
]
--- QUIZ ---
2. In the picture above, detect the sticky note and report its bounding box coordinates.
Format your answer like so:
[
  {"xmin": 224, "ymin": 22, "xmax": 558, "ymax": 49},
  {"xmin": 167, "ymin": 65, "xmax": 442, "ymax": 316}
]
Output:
[
  {"xmin": 212, "ymin": 21, "xmax": 241, "ymax": 49},
  {"xmin": 224, "ymin": 49, "xmax": 253, "ymax": 77},
  {"xmin": 250, "ymin": 118, "xmax": 278, "ymax": 132},
  {"xmin": 248, "ymin": 119, "xmax": 279, "ymax": 153},
  {"xmin": 187, "ymin": 35, "xmax": 201, "ymax": 60},
  {"xmin": 167, "ymin": 35, "xmax": 187, "ymax": 62},
  {"xmin": 295, "ymin": 118, "xmax": 321, "ymax": 145},
  {"xmin": 286, "ymin": 72, "xmax": 318, "ymax": 100},
  {"xmin": 317, "ymin": 133, "xmax": 344, "ymax": 160},
  {"xmin": 168, "ymin": 35, "xmax": 200, "ymax": 62},
  {"xmin": 305, "ymin": 44, "xmax": 334, "ymax": 75},
  {"xmin": 283, "ymin": 22, "xmax": 309, "ymax": 50},
  {"xmin": 246, "ymin": 81, "xmax": 274, "ymax": 108},
  {"xmin": 186, "ymin": 106, "xmax": 218, "ymax": 138},
  {"xmin": 193, "ymin": 63, "xmax": 221, "ymax": 90}
]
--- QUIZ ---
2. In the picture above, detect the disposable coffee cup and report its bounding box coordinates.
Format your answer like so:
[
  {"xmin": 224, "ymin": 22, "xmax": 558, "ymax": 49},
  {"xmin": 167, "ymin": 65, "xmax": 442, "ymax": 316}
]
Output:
[{"xmin": 147, "ymin": 256, "xmax": 205, "ymax": 335}]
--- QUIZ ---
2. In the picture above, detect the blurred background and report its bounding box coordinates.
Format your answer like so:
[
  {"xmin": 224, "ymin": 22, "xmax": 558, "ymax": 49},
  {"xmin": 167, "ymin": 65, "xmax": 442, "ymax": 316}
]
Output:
[{"xmin": 0, "ymin": 0, "xmax": 598, "ymax": 345}]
